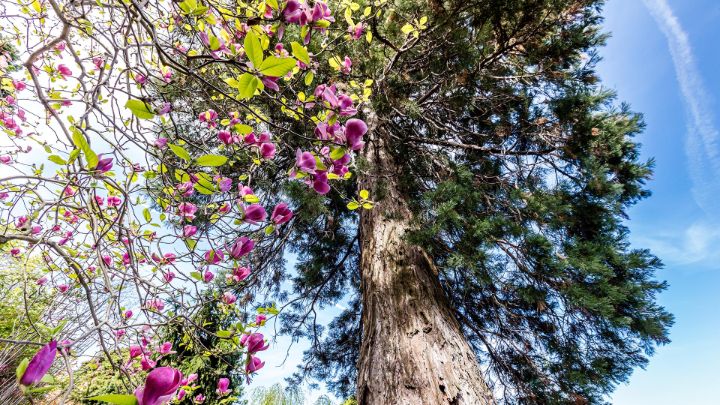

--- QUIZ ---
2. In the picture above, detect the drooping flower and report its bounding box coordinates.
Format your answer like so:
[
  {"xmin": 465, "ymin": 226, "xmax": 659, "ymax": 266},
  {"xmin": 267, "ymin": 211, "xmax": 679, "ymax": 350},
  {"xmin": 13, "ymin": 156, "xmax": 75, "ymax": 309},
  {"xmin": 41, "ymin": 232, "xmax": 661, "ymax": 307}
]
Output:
[
  {"xmin": 313, "ymin": 171, "xmax": 330, "ymax": 195},
  {"xmin": 134, "ymin": 366, "xmax": 182, "ymax": 405},
  {"xmin": 344, "ymin": 119, "xmax": 368, "ymax": 151},
  {"xmin": 270, "ymin": 203, "xmax": 293, "ymax": 225},
  {"xmin": 229, "ymin": 237, "xmax": 254, "ymax": 259},
  {"xmin": 216, "ymin": 378, "xmax": 231, "ymax": 396},
  {"xmin": 19, "ymin": 341, "xmax": 57, "ymax": 386},
  {"xmin": 245, "ymin": 356, "xmax": 265, "ymax": 374}
]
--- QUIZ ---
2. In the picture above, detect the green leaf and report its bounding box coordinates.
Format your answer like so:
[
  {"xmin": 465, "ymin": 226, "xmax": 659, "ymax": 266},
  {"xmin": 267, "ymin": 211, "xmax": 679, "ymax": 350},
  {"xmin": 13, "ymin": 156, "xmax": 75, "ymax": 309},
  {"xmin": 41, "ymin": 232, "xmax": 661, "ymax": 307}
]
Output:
[
  {"xmin": 258, "ymin": 56, "xmax": 296, "ymax": 77},
  {"xmin": 291, "ymin": 42, "xmax": 310, "ymax": 65},
  {"xmin": 16, "ymin": 358, "xmax": 29, "ymax": 382},
  {"xmin": 359, "ymin": 189, "xmax": 369, "ymax": 200},
  {"xmin": 48, "ymin": 155, "xmax": 67, "ymax": 165},
  {"xmin": 71, "ymin": 129, "xmax": 98, "ymax": 169},
  {"xmin": 347, "ymin": 201, "xmax": 360, "ymax": 210},
  {"xmin": 329, "ymin": 147, "xmax": 346, "ymax": 160},
  {"xmin": 190, "ymin": 271, "xmax": 202, "ymax": 281},
  {"xmin": 304, "ymin": 71, "xmax": 314, "ymax": 86},
  {"xmin": 87, "ymin": 394, "xmax": 139, "ymax": 405},
  {"xmin": 185, "ymin": 238, "xmax": 197, "ymax": 250},
  {"xmin": 143, "ymin": 208, "xmax": 152, "ymax": 222},
  {"xmin": 243, "ymin": 194, "xmax": 259, "ymax": 203},
  {"xmin": 195, "ymin": 154, "xmax": 228, "ymax": 167},
  {"xmin": 124, "ymin": 99, "xmax": 155, "ymax": 120},
  {"xmin": 244, "ymin": 31, "xmax": 263, "ymax": 67},
  {"xmin": 237, "ymin": 73, "xmax": 259, "ymax": 100},
  {"xmin": 217, "ymin": 330, "xmax": 232, "ymax": 338},
  {"xmin": 169, "ymin": 144, "xmax": 191, "ymax": 162}
]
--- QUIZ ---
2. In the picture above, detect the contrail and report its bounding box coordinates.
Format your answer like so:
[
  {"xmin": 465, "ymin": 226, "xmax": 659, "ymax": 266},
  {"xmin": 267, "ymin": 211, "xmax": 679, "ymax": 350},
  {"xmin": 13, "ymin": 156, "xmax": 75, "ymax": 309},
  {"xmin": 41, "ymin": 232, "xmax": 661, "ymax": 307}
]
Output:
[{"xmin": 643, "ymin": 0, "xmax": 720, "ymax": 218}]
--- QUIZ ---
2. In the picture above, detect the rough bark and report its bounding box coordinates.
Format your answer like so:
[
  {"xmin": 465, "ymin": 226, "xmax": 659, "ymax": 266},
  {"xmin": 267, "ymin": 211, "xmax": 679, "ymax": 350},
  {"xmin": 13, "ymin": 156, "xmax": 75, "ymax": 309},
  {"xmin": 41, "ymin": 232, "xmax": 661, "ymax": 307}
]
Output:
[{"xmin": 356, "ymin": 118, "xmax": 495, "ymax": 405}]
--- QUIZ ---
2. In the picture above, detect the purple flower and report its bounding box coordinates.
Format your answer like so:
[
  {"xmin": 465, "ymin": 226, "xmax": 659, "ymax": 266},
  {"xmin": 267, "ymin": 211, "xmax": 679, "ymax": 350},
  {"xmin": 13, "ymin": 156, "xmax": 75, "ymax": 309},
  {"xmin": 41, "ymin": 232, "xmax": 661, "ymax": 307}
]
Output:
[
  {"xmin": 216, "ymin": 378, "xmax": 231, "ymax": 396},
  {"xmin": 246, "ymin": 355, "xmax": 264, "ymax": 373},
  {"xmin": 203, "ymin": 270, "xmax": 215, "ymax": 283},
  {"xmin": 134, "ymin": 367, "xmax": 182, "ymax": 405},
  {"xmin": 216, "ymin": 176, "xmax": 232, "ymax": 192},
  {"xmin": 231, "ymin": 266, "xmax": 251, "ymax": 282},
  {"xmin": 19, "ymin": 341, "xmax": 57, "ymax": 386},
  {"xmin": 94, "ymin": 154, "xmax": 113, "ymax": 173},
  {"xmin": 241, "ymin": 333, "xmax": 269, "ymax": 354},
  {"xmin": 222, "ymin": 292, "xmax": 237, "ymax": 305},
  {"xmin": 243, "ymin": 204, "xmax": 267, "ymax": 224},
  {"xmin": 183, "ymin": 225, "xmax": 197, "ymax": 238},
  {"xmin": 178, "ymin": 202, "xmax": 197, "ymax": 221},
  {"xmin": 270, "ymin": 203, "xmax": 293, "ymax": 225},
  {"xmin": 260, "ymin": 142, "xmax": 276, "ymax": 160},
  {"xmin": 193, "ymin": 394, "xmax": 206, "ymax": 404},
  {"xmin": 229, "ymin": 237, "xmax": 254, "ymax": 259},
  {"xmin": 204, "ymin": 249, "xmax": 224, "ymax": 265},
  {"xmin": 296, "ymin": 149, "xmax": 316, "ymax": 173},
  {"xmin": 256, "ymin": 314, "xmax": 267, "ymax": 325},
  {"xmin": 345, "ymin": 119, "xmax": 368, "ymax": 151},
  {"xmin": 154, "ymin": 137, "xmax": 168, "ymax": 148}
]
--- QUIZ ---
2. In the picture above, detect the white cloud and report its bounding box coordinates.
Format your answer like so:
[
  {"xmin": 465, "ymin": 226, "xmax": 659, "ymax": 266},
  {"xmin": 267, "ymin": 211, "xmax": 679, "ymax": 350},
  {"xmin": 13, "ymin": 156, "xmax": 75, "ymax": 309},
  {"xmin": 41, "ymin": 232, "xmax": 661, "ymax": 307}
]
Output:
[
  {"xmin": 633, "ymin": 221, "xmax": 720, "ymax": 267},
  {"xmin": 643, "ymin": 0, "xmax": 720, "ymax": 220}
]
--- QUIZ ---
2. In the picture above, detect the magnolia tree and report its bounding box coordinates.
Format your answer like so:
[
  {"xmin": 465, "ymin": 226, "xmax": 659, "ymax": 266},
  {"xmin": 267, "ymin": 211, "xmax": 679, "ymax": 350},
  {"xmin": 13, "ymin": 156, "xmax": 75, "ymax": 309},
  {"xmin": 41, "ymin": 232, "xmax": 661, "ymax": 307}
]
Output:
[
  {"xmin": 0, "ymin": 0, "xmax": 370, "ymax": 402},
  {"xmin": 1, "ymin": 0, "xmax": 674, "ymax": 404}
]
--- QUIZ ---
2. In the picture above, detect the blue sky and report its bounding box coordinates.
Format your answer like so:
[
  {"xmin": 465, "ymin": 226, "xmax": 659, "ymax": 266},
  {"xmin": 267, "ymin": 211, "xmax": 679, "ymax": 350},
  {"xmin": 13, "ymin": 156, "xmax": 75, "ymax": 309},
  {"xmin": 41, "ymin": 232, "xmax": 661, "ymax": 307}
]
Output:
[
  {"xmin": 599, "ymin": 1, "xmax": 720, "ymax": 403},
  {"xmin": 253, "ymin": 1, "xmax": 720, "ymax": 403}
]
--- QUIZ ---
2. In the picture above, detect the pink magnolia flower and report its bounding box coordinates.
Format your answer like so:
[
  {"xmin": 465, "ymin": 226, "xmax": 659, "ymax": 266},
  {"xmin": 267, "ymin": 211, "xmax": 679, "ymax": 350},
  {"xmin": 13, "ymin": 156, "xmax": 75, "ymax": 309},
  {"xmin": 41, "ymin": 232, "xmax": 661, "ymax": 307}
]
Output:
[
  {"xmin": 63, "ymin": 186, "xmax": 75, "ymax": 197},
  {"xmin": 246, "ymin": 355, "xmax": 264, "ymax": 374},
  {"xmin": 204, "ymin": 249, "xmax": 224, "ymax": 265},
  {"xmin": 129, "ymin": 345, "xmax": 143, "ymax": 359},
  {"xmin": 124, "ymin": 310, "xmax": 133, "ymax": 319},
  {"xmin": 260, "ymin": 142, "xmax": 276, "ymax": 159},
  {"xmin": 295, "ymin": 149, "xmax": 316, "ymax": 173},
  {"xmin": 146, "ymin": 299, "xmax": 165, "ymax": 312},
  {"xmin": 92, "ymin": 56, "xmax": 104, "ymax": 69},
  {"xmin": 216, "ymin": 176, "xmax": 232, "ymax": 192},
  {"xmin": 177, "ymin": 390, "xmax": 186, "ymax": 401},
  {"xmin": 222, "ymin": 291, "xmax": 237, "ymax": 305},
  {"xmin": 107, "ymin": 196, "xmax": 122, "ymax": 207},
  {"xmin": 203, "ymin": 270, "xmax": 215, "ymax": 283},
  {"xmin": 163, "ymin": 271, "xmax": 175, "ymax": 283},
  {"xmin": 36, "ymin": 276, "xmax": 48, "ymax": 286},
  {"xmin": 229, "ymin": 237, "xmax": 254, "ymax": 259},
  {"xmin": 216, "ymin": 378, "xmax": 231, "ymax": 396},
  {"xmin": 94, "ymin": 154, "xmax": 113, "ymax": 173},
  {"xmin": 243, "ymin": 204, "xmax": 267, "ymax": 224},
  {"xmin": 256, "ymin": 314, "xmax": 267, "ymax": 325},
  {"xmin": 57, "ymin": 64, "xmax": 72, "ymax": 78},
  {"xmin": 241, "ymin": 333, "xmax": 269, "ymax": 354},
  {"xmin": 0, "ymin": 155, "xmax": 12, "ymax": 164},
  {"xmin": 193, "ymin": 394, "xmax": 206, "ymax": 404},
  {"xmin": 57, "ymin": 284, "xmax": 69, "ymax": 293},
  {"xmin": 19, "ymin": 341, "xmax": 57, "ymax": 386},
  {"xmin": 154, "ymin": 137, "xmax": 168, "ymax": 148},
  {"xmin": 271, "ymin": 203, "xmax": 293, "ymax": 225},
  {"xmin": 141, "ymin": 356, "xmax": 157, "ymax": 371},
  {"xmin": 313, "ymin": 171, "xmax": 330, "ymax": 195},
  {"xmin": 178, "ymin": 202, "xmax": 198, "ymax": 220},
  {"xmin": 159, "ymin": 342, "xmax": 173, "ymax": 355},
  {"xmin": 231, "ymin": 266, "xmax": 251, "ymax": 282},
  {"xmin": 134, "ymin": 366, "xmax": 182, "ymax": 405},
  {"xmin": 218, "ymin": 130, "xmax": 236, "ymax": 145},
  {"xmin": 183, "ymin": 225, "xmax": 197, "ymax": 238},
  {"xmin": 345, "ymin": 119, "xmax": 368, "ymax": 151}
]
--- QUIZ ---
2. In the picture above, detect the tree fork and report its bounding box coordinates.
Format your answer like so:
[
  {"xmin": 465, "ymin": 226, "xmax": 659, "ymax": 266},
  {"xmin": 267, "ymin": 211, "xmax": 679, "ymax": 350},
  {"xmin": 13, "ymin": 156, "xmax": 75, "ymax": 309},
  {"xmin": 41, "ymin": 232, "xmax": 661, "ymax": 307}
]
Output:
[{"xmin": 356, "ymin": 115, "xmax": 495, "ymax": 405}]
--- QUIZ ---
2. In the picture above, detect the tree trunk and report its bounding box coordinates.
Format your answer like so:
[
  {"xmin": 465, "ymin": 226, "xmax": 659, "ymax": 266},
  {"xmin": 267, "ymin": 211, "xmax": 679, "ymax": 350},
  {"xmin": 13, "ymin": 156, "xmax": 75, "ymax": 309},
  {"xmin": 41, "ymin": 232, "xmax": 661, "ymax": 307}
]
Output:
[{"xmin": 356, "ymin": 120, "xmax": 495, "ymax": 405}]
